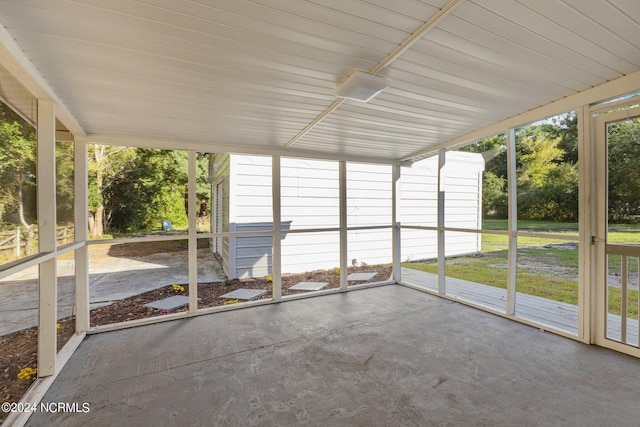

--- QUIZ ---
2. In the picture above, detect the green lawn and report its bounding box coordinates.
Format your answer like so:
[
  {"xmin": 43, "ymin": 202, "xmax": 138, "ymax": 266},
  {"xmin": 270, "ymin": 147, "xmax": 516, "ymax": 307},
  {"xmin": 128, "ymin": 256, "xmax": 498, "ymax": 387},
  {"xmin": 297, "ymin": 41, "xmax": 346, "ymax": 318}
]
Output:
[
  {"xmin": 483, "ymin": 219, "xmax": 579, "ymax": 232},
  {"xmin": 402, "ymin": 254, "xmax": 580, "ymax": 306}
]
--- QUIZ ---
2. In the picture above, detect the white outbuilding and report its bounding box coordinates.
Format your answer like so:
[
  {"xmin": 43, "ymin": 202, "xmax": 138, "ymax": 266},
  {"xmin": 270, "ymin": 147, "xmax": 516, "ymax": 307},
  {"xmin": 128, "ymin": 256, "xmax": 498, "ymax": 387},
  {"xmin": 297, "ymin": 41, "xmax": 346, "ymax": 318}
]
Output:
[{"xmin": 211, "ymin": 152, "xmax": 484, "ymax": 279}]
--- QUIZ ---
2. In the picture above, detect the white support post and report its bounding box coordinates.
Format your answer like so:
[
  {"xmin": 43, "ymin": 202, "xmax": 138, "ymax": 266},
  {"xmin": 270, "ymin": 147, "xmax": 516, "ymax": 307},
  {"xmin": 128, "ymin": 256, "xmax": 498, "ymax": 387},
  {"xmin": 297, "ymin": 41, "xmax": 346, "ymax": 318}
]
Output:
[
  {"xmin": 339, "ymin": 161, "xmax": 348, "ymax": 290},
  {"xmin": 477, "ymin": 170, "xmax": 483, "ymax": 251},
  {"xmin": 577, "ymin": 105, "xmax": 592, "ymax": 342},
  {"xmin": 37, "ymin": 99, "xmax": 57, "ymax": 377},
  {"xmin": 437, "ymin": 149, "xmax": 446, "ymax": 294},
  {"xmin": 228, "ymin": 223, "xmax": 237, "ymax": 279},
  {"xmin": 392, "ymin": 164, "xmax": 401, "ymax": 283},
  {"xmin": 272, "ymin": 155, "xmax": 282, "ymax": 301},
  {"xmin": 74, "ymin": 139, "xmax": 89, "ymax": 332},
  {"xmin": 188, "ymin": 151, "xmax": 198, "ymax": 312},
  {"xmin": 506, "ymin": 128, "xmax": 517, "ymax": 315}
]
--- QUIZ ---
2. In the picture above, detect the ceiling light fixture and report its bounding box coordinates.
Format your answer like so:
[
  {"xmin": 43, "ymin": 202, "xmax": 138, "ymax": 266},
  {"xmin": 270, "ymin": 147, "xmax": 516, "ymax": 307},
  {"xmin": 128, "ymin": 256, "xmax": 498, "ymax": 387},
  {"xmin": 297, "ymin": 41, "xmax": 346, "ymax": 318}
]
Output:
[{"xmin": 335, "ymin": 71, "xmax": 390, "ymax": 102}]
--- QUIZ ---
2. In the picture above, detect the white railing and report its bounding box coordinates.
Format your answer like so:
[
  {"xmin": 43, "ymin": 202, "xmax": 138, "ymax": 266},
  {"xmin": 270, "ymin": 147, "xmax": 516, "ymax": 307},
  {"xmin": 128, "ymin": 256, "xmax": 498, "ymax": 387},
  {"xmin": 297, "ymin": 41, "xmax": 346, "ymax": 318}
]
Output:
[{"xmin": 607, "ymin": 244, "xmax": 640, "ymax": 347}]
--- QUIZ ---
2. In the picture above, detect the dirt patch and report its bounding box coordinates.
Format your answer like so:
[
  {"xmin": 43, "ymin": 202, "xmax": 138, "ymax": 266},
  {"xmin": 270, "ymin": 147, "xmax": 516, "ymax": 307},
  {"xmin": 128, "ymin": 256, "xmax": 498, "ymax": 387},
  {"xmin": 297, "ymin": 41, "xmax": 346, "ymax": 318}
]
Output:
[
  {"xmin": 90, "ymin": 265, "xmax": 392, "ymax": 327},
  {"xmin": 516, "ymin": 257, "xmax": 579, "ymax": 281},
  {"xmin": 606, "ymin": 272, "xmax": 639, "ymax": 289},
  {"xmin": 1, "ymin": 265, "xmax": 391, "ymax": 418},
  {"xmin": 0, "ymin": 317, "xmax": 75, "ymax": 424}
]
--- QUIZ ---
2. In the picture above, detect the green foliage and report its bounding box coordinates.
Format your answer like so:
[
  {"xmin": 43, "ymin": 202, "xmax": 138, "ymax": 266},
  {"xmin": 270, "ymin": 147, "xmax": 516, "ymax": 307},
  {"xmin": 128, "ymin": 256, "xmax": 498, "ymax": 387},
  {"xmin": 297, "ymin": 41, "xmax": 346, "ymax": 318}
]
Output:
[
  {"xmin": 56, "ymin": 141, "xmax": 75, "ymax": 225},
  {"xmin": 104, "ymin": 148, "xmax": 187, "ymax": 233},
  {"xmin": 88, "ymin": 144, "xmax": 137, "ymax": 211},
  {"xmin": 0, "ymin": 104, "xmax": 36, "ymax": 226},
  {"xmin": 607, "ymin": 117, "xmax": 640, "ymax": 222},
  {"xmin": 458, "ymin": 134, "xmax": 508, "ymax": 218},
  {"xmin": 515, "ymin": 124, "xmax": 578, "ymax": 221},
  {"xmin": 460, "ymin": 114, "xmax": 579, "ymax": 222},
  {"xmin": 517, "ymin": 126, "xmax": 564, "ymax": 187},
  {"xmin": 482, "ymin": 171, "xmax": 508, "ymax": 218},
  {"xmin": 549, "ymin": 112, "xmax": 578, "ymax": 164},
  {"xmin": 85, "ymin": 147, "xmax": 212, "ymax": 236}
]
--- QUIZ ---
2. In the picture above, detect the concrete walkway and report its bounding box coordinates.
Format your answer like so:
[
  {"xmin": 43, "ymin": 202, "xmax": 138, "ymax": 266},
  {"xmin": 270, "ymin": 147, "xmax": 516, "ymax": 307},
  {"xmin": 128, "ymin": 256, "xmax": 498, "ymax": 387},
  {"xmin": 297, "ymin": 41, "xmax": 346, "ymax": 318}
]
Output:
[
  {"xmin": 0, "ymin": 248, "xmax": 226, "ymax": 336},
  {"xmin": 26, "ymin": 285, "xmax": 640, "ymax": 426}
]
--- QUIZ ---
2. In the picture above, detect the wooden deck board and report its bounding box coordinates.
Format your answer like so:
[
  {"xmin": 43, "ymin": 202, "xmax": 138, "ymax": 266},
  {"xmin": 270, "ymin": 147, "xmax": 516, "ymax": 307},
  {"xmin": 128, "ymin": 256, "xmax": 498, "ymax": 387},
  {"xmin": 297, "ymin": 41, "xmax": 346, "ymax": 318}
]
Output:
[
  {"xmin": 401, "ymin": 267, "xmax": 578, "ymax": 334},
  {"xmin": 401, "ymin": 267, "xmax": 640, "ymax": 346},
  {"xmin": 606, "ymin": 313, "xmax": 639, "ymax": 346}
]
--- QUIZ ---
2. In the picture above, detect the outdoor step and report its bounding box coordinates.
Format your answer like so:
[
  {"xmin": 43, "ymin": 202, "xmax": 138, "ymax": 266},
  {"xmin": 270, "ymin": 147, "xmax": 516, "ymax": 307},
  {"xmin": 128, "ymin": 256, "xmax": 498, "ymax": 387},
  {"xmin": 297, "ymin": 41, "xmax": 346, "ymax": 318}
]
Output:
[
  {"xmin": 347, "ymin": 272, "xmax": 378, "ymax": 281},
  {"xmin": 289, "ymin": 282, "xmax": 329, "ymax": 291},
  {"xmin": 144, "ymin": 295, "xmax": 197, "ymax": 311},
  {"xmin": 220, "ymin": 289, "xmax": 267, "ymax": 301}
]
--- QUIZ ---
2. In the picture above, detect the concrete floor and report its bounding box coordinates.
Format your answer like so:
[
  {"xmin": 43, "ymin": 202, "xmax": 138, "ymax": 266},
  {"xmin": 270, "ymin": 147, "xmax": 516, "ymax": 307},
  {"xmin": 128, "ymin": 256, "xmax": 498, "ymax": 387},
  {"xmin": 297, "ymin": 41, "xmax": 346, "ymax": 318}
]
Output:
[{"xmin": 27, "ymin": 285, "xmax": 640, "ymax": 426}]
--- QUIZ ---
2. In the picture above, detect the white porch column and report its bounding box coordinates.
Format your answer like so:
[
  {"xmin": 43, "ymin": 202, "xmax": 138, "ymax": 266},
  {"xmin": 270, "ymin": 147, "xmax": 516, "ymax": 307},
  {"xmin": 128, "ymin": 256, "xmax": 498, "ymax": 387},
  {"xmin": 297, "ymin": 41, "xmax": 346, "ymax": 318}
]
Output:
[
  {"xmin": 339, "ymin": 161, "xmax": 348, "ymax": 290},
  {"xmin": 188, "ymin": 151, "xmax": 198, "ymax": 312},
  {"xmin": 437, "ymin": 149, "xmax": 446, "ymax": 294},
  {"xmin": 37, "ymin": 99, "xmax": 57, "ymax": 376},
  {"xmin": 577, "ymin": 105, "xmax": 592, "ymax": 342},
  {"xmin": 272, "ymin": 155, "xmax": 282, "ymax": 301},
  {"xmin": 506, "ymin": 128, "xmax": 517, "ymax": 315},
  {"xmin": 392, "ymin": 164, "xmax": 401, "ymax": 282},
  {"xmin": 74, "ymin": 139, "xmax": 89, "ymax": 332}
]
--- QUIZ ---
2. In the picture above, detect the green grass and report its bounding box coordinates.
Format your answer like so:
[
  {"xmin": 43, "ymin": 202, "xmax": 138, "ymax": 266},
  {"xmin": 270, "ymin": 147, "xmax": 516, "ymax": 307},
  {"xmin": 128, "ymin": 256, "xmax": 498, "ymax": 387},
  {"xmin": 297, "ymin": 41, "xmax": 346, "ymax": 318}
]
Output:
[
  {"xmin": 403, "ymin": 256, "xmax": 580, "ymax": 305},
  {"xmin": 404, "ymin": 239, "xmax": 639, "ymax": 319},
  {"xmin": 483, "ymin": 219, "xmax": 578, "ymax": 231},
  {"xmin": 484, "ymin": 219, "xmax": 640, "ymax": 244},
  {"xmin": 406, "ymin": 222, "xmax": 617, "ymax": 315},
  {"xmin": 607, "ymin": 226, "xmax": 640, "ymax": 244},
  {"xmin": 607, "ymin": 253, "xmax": 639, "ymax": 272},
  {"xmin": 608, "ymin": 287, "xmax": 639, "ymax": 319},
  {"xmin": 518, "ymin": 247, "xmax": 579, "ymax": 267}
]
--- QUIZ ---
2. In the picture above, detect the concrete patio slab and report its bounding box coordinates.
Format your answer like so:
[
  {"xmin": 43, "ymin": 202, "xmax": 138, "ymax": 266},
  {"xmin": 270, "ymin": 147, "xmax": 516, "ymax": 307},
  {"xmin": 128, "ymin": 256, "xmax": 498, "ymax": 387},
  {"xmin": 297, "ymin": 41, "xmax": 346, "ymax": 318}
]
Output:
[
  {"xmin": 220, "ymin": 289, "xmax": 267, "ymax": 301},
  {"xmin": 26, "ymin": 285, "xmax": 640, "ymax": 426},
  {"xmin": 347, "ymin": 272, "xmax": 377, "ymax": 281},
  {"xmin": 144, "ymin": 295, "xmax": 193, "ymax": 311},
  {"xmin": 289, "ymin": 282, "xmax": 329, "ymax": 291}
]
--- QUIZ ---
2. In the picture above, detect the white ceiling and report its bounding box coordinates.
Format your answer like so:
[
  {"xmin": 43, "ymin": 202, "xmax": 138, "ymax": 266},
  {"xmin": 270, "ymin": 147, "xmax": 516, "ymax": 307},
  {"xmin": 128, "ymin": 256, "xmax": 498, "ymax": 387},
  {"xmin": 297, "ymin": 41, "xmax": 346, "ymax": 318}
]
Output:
[{"xmin": 0, "ymin": 0, "xmax": 638, "ymax": 163}]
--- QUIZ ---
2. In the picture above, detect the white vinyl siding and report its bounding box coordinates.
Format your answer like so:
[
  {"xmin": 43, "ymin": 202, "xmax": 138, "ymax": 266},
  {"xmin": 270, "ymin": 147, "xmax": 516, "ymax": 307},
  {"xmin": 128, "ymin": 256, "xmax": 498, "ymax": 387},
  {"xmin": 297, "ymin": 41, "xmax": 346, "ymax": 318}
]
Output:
[
  {"xmin": 443, "ymin": 152, "xmax": 484, "ymax": 254},
  {"xmin": 211, "ymin": 153, "xmax": 232, "ymax": 277},
  {"xmin": 223, "ymin": 152, "xmax": 483, "ymax": 278},
  {"xmin": 281, "ymin": 158, "xmax": 339, "ymax": 229},
  {"xmin": 401, "ymin": 152, "xmax": 484, "ymax": 261},
  {"xmin": 228, "ymin": 155, "xmax": 273, "ymax": 278}
]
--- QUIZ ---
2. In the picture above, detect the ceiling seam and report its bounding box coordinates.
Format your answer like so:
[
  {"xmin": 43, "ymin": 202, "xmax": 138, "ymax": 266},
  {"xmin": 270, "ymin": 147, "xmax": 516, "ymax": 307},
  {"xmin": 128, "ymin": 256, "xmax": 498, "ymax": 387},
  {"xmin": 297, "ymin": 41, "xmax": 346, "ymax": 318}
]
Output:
[{"xmin": 282, "ymin": 0, "xmax": 465, "ymax": 150}]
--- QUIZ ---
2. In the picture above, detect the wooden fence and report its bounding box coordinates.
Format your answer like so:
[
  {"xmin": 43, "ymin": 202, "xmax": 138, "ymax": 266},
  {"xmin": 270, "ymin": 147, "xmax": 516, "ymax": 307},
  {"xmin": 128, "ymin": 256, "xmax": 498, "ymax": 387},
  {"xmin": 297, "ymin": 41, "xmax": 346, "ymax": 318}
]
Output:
[{"xmin": 0, "ymin": 226, "xmax": 73, "ymax": 257}]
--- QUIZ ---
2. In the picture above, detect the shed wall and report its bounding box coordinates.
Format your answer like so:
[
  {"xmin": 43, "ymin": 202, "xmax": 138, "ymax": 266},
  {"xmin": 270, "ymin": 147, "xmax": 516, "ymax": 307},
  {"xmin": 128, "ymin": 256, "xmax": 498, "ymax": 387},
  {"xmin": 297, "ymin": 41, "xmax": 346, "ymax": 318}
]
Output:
[
  {"xmin": 400, "ymin": 152, "xmax": 484, "ymax": 261},
  {"xmin": 224, "ymin": 153, "xmax": 484, "ymax": 279},
  {"xmin": 211, "ymin": 153, "xmax": 232, "ymax": 277},
  {"xmin": 228, "ymin": 155, "xmax": 273, "ymax": 278}
]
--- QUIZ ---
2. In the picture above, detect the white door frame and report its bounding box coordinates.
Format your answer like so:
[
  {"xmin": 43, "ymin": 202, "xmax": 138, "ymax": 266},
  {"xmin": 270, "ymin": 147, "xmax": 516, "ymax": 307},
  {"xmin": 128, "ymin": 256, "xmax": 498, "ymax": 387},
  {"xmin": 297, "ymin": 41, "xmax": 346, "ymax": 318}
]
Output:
[{"xmin": 593, "ymin": 106, "xmax": 640, "ymax": 357}]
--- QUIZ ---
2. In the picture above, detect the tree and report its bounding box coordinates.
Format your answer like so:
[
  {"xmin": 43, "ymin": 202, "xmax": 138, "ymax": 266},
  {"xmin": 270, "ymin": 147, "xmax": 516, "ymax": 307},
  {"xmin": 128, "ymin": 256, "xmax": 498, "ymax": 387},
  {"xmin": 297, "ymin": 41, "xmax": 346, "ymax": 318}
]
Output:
[
  {"xmin": 0, "ymin": 104, "xmax": 37, "ymax": 254},
  {"xmin": 458, "ymin": 134, "xmax": 507, "ymax": 218},
  {"xmin": 549, "ymin": 112, "xmax": 578, "ymax": 164},
  {"xmin": 516, "ymin": 124, "xmax": 578, "ymax": 221},
  {"xmin": 88, "ymin": 144, "xmax": 136, "ymax": 237},
  {"xmin": 104, "ymin": 148, "xmax": 188, "ymax": 233},
  {"xmin": 607, "ymin": 117, "xmax": 640, "ymax": 222},
  {"xmin": 87, "ymin": 146, "xmax": 212, "ymax": 237},
  {"xmin": 457, "ymin": 118, "xmax": 579, "ymax": 222},
  {"xmin": 56, "ymin": 141, "xmax": 75, "ymax": 227}
]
